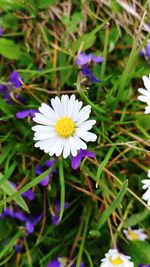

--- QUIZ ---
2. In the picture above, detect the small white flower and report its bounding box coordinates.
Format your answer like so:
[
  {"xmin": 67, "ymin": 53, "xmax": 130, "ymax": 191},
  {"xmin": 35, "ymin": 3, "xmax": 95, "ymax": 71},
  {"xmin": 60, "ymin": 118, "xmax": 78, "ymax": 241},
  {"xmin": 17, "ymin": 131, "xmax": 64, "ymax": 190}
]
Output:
[
  {"xmin": 32, "ymin": 94, "xmax": 97, "ymax": 158},
  {"xmin": 141, "ymin": 170, "xmax": 150, "ymax": 206},
  {"xmin": 138, "ymin": 75, "xmax": 150, "ymax": 114},
  {"xmin": 100, "ymin": 249, "xmax": 134, "ymax": 267},
  {"xmin": 123, "ymin": 227, "xmax": 147, "ymax": 241}
]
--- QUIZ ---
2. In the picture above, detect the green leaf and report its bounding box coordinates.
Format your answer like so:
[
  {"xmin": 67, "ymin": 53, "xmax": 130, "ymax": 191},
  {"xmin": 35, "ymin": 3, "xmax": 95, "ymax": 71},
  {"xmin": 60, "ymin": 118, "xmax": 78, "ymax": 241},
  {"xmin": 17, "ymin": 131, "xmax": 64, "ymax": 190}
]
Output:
[
  {"xmin": 0, "ymin": 142, "xmax": 15, "ymax": 165},
  {"xmin": 0, "ymin": 97, "xmax": 14, "ymax": 115},
  {"xmin": 0, "ymin": 231, "xmax": 21, "ymax": 258},
  {"xmin": 125, "ymin": 209, "xmax": 150, "ymax": 227},
  {"xmin": 0, "ymin": 38, "xmax": 21, "ymax": 60},
  {"xmin": 96, "ymin": 146, "xmax": 114, "ymax": 185},
  {"xmin": 72, "ymin": 24, "xmax": 105, "ymax": 53},
  {"xmin": 39, "ymin": 0, "xmax": 57, "ymax": 9},
  {"xmin": 123, "ymin": 240, "xmax": 150, "ymax": 264},
  {"xmin": 96, "ymin": 180, "xmax": 128, "ymax": 229},
  {"xmin": 0, "ymin": 163, "xmax": 17, "ymax": 185},
  {"xmin": 0, "ymin": 163, "xmax": 57, "ymax": 207},
  {"xmin": 0, "ymin": 0, "xmax": 24, "ymax": 10},
  {"xmin": 0, "ymin": 174, "xmax": 29, "ymax": 213}
]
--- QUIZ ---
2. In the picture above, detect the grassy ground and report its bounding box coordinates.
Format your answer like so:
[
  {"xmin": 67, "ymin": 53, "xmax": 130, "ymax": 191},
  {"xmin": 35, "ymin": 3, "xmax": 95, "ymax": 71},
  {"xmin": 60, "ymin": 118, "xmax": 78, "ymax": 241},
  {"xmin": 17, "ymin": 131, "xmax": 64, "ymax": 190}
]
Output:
[{"xmin": 0, "ymin": 1, "xmax": 150, "ymax": 266}]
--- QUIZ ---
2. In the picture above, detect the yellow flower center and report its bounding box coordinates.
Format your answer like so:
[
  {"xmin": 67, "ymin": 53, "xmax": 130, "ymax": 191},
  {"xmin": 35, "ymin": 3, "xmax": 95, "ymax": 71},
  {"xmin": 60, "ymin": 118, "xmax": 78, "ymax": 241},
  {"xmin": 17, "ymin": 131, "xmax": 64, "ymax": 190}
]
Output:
[
  {"xmin": 127, "ymin": 231, "xmax": 138, "ymax": 240},
  {"xmin": 109, "ymin": 256, "xmax": 123, "ymax": 265},
  {"xmin": 55, "ymin": 117, "xmax": 75, "ymax": 138}
]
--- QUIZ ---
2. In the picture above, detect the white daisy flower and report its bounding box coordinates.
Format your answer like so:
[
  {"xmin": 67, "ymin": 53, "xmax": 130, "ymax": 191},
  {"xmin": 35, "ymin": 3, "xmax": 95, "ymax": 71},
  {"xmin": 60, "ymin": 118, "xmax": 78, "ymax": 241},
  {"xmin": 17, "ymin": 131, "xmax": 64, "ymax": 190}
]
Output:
[
  {"xmin": 138, "ymin": 75, "xmax": 150, "ymax": 114},
  {"xmin": 100, "ymin": 249, "xmax": 134, "ymax": 267},
  {"xmin": 141, "ymin": 170, "xmax": 150, "ymax": 206},
  {"xmin": 123, "ymin": 227, "xmax": 147, "ymax": 241},
  {"xmin": 32, "ymin": 94, "xmax": 97, "ymax": 158}
]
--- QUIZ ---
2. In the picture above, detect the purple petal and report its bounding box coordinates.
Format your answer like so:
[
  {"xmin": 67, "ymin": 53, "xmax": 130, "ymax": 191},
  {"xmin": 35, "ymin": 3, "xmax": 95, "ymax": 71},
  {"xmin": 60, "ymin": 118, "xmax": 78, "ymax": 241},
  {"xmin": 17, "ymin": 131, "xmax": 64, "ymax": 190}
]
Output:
[
  {"xmin": 146, "ymin": 42, "xmax": 150, "ymax": 58},
  {"xmin": 71, "ymin": 149, "xmax": 96, "ymax": 170},
  {"xmin": 39, "ymin": 175, "xmax": 50, "ymax": 186},
  {"xmin": 90, "ymin": 54, "xmax": 103, "ymax": 63},
  {"xmin": 2, "ymin": 92, "xmax": 11, "ymax": 99},
  {"xmin": 51, "ymin": 201, "xmax": 69, "ymax": 225},
  {"xmin": 37, "ymin": 67, "xmax": 42, "ymax": 72},
  {"xmin": 71, "ymin": 153, "xmax": 82, "ymax": 170},
  {"xmin": 16, "ymin": 110, "xmax": 30, "ymax": 119},
  {"xmin": 80, "ymin": 149, "xmax": 96, "ymax": 158},
  {"xmin": 47, "ymin": 259, "xmax": 60, "ymax": 267},
  {"xmin": 14, "ymin": 211, "xmax": 27, "ymax": 222},
  {"xmin": 0, "ymin": 27, "xmax": 3, "ymax": 36},
  {"xmin": 139, "ymin": 50, "xmax": 145, "ymax": 57},
  {"xmin": 16, "ymin": 109, "xmax": 37, "ymax": 119},
  {"xmin": 32, "ymin": 213, "xmax": 43, "ymax": 224},
  {"xmin": 138, "ymin": 265, "xmax": 150, "ymax": 267},
  {"xmin": 76, "ymin": 53, "xmax": 91, "ymax": 65},
  {"xmin": 35, "ymin": 164, "xmax": 43, "ymax": 175},
  {"xmin": 1, "ymin": 207, "xmax": 15, "ymax": 219},
  {"xmin": 89, "ymin": 73, "xmax": 101, "ymax": 83},
  {"xmin": 81, "ymin": 65, "xmax": 91, "ymax": 76},
  {"xmin": 0, "ymin": 85, "xmax": 7, "ymax": 92},
  {"xmin": 25, "ymin": 214, "xmax": 42, "ymax": 234},
  {"xmin": 29, "ymin": 109, "xmax": 37, "ymax": 117},
  {"xmin": 25, "ymin": 221, "xmax": 34, "ymax": 234},
  {"xmin": 9, "ymin": 71, "xmax": 22, "ymax": 88},
  {"xmin": 45, "ymin": 159, "xmax": 57, "ymax": 174},
  {"xmin": 14, "ymin": 244, "xmax": 23, "ymax": 253},
  {"xmin": 82, "ymin": 66, "xmax": 101, "ymax": 83},
  {"xmin": 52, "ymin": 215, "xmax": 59, "ymax": 225},
  {"xmin": 22, "ymin": 189, "xmax": 35, "ymax": 201}
]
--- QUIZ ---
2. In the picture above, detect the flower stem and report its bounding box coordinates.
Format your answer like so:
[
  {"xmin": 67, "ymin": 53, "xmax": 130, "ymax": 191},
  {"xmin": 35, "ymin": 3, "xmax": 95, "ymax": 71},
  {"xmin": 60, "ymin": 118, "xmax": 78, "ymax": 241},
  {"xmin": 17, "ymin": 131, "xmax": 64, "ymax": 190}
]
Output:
[{"xmin": 58, "ymin": 157, "xmax": 65, "ymax": 222}]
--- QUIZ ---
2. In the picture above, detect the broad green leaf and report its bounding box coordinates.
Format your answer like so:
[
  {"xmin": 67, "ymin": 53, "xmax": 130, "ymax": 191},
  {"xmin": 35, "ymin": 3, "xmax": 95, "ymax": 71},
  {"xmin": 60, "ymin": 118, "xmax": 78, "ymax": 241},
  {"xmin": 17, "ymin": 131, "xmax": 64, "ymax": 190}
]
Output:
[
  {"xmin": 125, "ymin": 209, "xmax": 150, "ymax": 227},
  {"xmin": 0, "ymin": 38, "xmax": 21, "ymax": 60},
  {"xmin": 123, "ymin": 240, "xmax": 150, "ymax": 264},
  {"xmin": 71, "ymin": 24, "xmax": 105, "ymax": 53},
  {"xmin": 96, "ymin": 180, "xmax": 128, "ymax": 229},
  {"xmin": 0, "ymin": 174, "xmax": 29, "ymax": 213}
]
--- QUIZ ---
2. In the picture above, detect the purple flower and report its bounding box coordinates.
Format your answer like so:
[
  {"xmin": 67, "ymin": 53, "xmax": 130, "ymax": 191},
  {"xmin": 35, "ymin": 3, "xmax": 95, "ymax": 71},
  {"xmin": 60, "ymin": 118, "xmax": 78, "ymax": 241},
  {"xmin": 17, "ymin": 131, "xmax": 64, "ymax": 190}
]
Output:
[
  {"xmin": 9, "ymin": 71, "xmax": 22, "ymax": 88},
  {"xmin": 14, "ymin": 211, "xmax": 27, "ymax": 222},
  {"xmin": 10, "ymin": 181, "xmax": 35, "ymax": 201},
  {"xmin": 25, "ymin": 214, "xmax": 43, "ymax": 234},
  {"xmin": 82, "ymin": 66, "xmax": 101, "ymax": 83},
  {"xmin": 140, "ymin": 41, "xmax": 150, "ymax": 62},
  {"xmin": 14, "ymin": 243, "xmax": 23, "ymax": 253},
  {"xmin": 76, "ymin": 52, "xmax": 103, "ymax": 65},
  {"xmin": 51, "ymin": 201, "xmax": 69, "ymax": 225},
  {"xmin": 71, "ymin": 149, "xmax": 96, "ymax": 170},
  {"xmin": 0, "ymin": 71, "xmax": 23, "ymax": 103},
  {"xmin": 1, "ymin": 207, "xmax": 15, "ymax": 219},
  {"xmin": 47, "ymin": 259, "xmax": 60, "ymax": 267},
  {"xmin": 1, "ymin": 207, "xmax": 27, "ymax": 222},
  {"xmin": 47, "ymin": 257, "xmax": 85, "ymax": 267},
  {"xmin": 22, "ymin": 189, "xmax": 35, "ymax": 201},
  {"xmin": 1, "ymin": 206, "xmax": 42, "ymax": 235},
  {"xmin": 16, "ymin": 109, "xmax": 37, "ymax": 119},
  {"xmin": 0, "ymin": 27, "xmax": 3, "ymax": 36},
  {"xmin": 139, "ymin": 265, "xmax": 150, "ymax": 267},
  {"xmin": 76, "ymin": 52, "xmax": 103, "ymax": 83},
  {"xmin": 35, "ymin": 160, "xmax": 56, "ymax": 187}
]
